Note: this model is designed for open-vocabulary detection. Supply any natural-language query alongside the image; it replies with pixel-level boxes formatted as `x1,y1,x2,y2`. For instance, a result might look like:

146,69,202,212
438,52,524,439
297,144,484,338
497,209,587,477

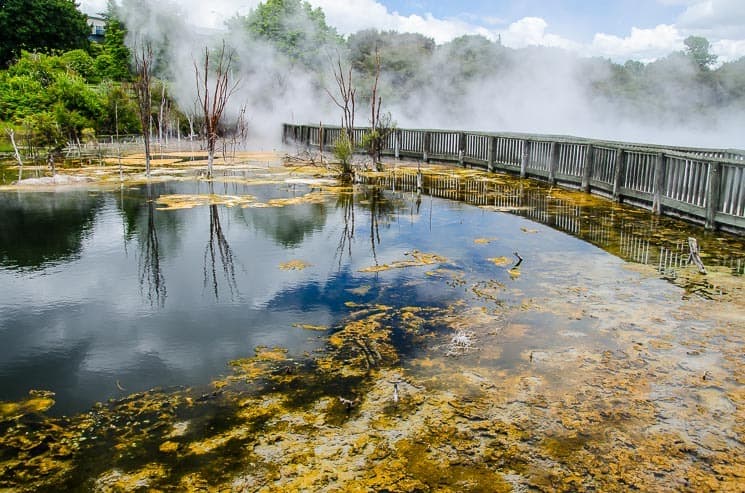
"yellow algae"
159,441,179,453
474,237,497,245
292,323,328,332
346,285,372,296
94,464,167,491
520,227,539,234
0,390,55,419
266,193,328,207
279,260,311,271
254,347,289,362
508,268,521,279
359,250,448,273
488,256,511,267
155,193,256,210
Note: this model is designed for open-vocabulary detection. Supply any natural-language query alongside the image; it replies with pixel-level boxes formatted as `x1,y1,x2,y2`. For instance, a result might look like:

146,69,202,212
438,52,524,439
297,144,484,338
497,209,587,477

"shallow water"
1,170,743,416
1,163,744,491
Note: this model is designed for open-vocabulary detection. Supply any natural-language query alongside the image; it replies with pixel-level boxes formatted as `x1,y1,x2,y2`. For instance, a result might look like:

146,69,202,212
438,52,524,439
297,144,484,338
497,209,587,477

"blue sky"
80,0,745,63
387,0,684,40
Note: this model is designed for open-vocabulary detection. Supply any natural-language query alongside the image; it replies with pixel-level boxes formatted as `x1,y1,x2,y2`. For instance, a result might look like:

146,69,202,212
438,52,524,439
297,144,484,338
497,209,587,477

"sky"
79,0,745,63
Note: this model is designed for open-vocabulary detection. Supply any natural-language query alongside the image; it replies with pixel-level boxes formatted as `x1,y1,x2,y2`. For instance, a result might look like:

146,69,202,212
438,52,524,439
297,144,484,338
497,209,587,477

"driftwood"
687,237,707,274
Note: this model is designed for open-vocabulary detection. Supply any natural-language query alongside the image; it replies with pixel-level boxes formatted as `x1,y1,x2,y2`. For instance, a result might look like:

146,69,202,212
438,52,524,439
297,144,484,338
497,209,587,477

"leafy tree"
61,49,98,83
347,29,434,106
438,35,504,81
95,16,131,81
0,0,90,67
96,82,140,135
684,35,718,71
232,0,341,67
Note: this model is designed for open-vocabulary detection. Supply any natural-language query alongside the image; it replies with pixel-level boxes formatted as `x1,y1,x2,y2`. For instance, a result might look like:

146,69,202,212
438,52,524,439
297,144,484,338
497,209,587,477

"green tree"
684,35,718,71
0,0,90,67
0,52,104,146
95,14,131,81
231,0,341,67
61,49,98,83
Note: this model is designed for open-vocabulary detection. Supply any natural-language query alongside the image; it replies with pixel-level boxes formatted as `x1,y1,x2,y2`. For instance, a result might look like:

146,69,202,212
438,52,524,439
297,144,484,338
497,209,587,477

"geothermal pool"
1,162,743,491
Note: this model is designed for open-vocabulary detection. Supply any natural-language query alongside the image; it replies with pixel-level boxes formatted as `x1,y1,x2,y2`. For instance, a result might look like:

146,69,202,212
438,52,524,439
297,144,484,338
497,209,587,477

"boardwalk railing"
282,123,745,232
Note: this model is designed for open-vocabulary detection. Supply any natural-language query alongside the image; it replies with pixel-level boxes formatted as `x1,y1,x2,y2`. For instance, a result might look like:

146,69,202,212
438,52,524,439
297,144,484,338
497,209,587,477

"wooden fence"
282,123,745,232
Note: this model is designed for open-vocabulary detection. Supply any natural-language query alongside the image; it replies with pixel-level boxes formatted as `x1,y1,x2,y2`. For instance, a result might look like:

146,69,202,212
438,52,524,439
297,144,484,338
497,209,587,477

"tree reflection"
335,189,355,266
335,186,399,267
139,184,166,307
203,182,238,300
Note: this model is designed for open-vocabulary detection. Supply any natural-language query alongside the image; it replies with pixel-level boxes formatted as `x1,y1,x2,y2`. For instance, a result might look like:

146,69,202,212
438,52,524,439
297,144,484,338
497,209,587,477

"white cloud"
713,39,745,62
311,0,494,43
591,25,682,63
677,0,745,38
77,0,745,62
500,17,580,51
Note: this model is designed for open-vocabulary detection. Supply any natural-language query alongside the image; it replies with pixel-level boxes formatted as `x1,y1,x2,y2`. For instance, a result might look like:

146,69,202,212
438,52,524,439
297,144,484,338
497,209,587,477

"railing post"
487,136,496,172
548,141,559,185
394,129,400,159
458,132,466,167
423,131,431,162
582,144,594,193
652,152,667,214
521,140,531,178
612,147,626,202
705,162,722,230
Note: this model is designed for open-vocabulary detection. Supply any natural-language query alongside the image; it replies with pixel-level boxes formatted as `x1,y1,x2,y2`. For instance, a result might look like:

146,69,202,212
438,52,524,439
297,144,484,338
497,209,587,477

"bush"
333,131,354,176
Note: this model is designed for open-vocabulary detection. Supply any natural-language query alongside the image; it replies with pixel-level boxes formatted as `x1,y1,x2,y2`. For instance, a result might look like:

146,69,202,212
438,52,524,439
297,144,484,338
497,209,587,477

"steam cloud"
112,0,744,150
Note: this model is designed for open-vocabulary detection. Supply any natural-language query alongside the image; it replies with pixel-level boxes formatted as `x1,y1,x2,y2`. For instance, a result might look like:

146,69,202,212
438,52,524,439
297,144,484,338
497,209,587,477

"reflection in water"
363,169,745,289
0,191,101,269
204,183,238,300
335,190,355,266
139,185,167,307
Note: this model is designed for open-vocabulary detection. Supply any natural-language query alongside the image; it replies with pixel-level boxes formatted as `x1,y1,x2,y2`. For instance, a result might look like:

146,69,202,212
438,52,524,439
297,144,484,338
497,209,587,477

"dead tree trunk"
133,42,154,177
194,41,239,179
326,55,356,144
5,128,23,181
368,47,393,171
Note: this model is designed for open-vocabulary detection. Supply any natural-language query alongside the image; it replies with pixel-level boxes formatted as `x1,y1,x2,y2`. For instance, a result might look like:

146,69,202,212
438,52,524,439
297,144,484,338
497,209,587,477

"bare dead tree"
367,47,394,171
133,41,154,177
5,128,23,181
228,103,248,159
115,101,122,181
326,54,356,143
158,81,167,155
194,41,240,178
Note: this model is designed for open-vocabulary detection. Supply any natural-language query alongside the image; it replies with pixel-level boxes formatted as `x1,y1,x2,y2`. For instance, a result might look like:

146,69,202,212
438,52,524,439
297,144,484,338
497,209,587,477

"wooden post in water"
582,144,594,193
705,162,722,230
423,131,431,163
521,140,531,178
487,136,496,172
652,152,667,214
612,147,626,202
548,141,559,185
458,132,467,167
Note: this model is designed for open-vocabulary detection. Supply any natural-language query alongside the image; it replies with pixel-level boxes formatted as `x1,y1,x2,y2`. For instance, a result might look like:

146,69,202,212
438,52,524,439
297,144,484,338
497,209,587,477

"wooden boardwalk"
282,124,745,232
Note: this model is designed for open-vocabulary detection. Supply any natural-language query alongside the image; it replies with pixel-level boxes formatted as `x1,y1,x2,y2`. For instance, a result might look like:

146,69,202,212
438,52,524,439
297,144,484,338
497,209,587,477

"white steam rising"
111,0,743,149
